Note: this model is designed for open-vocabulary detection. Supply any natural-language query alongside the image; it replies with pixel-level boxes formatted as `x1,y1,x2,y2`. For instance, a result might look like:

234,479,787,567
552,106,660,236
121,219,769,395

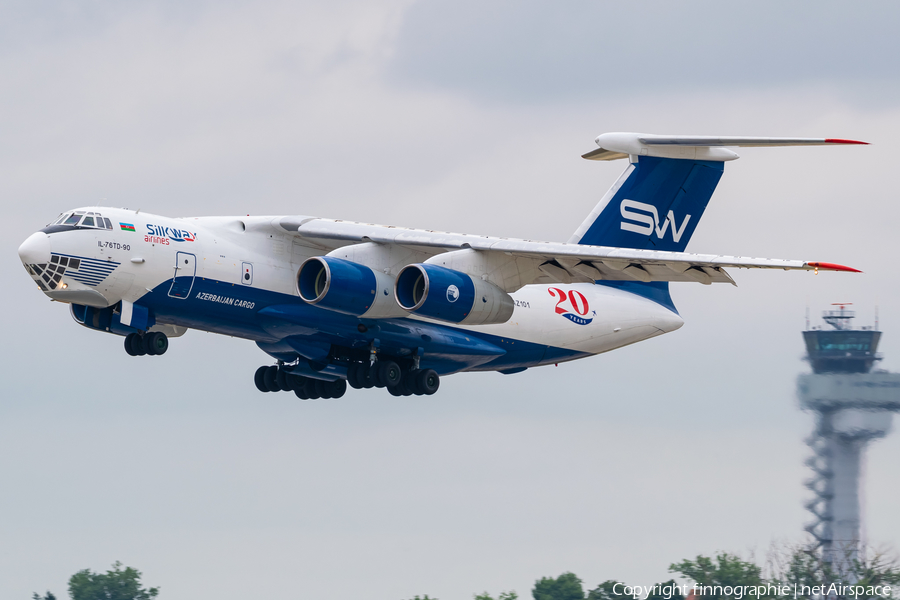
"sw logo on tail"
620,199,692,243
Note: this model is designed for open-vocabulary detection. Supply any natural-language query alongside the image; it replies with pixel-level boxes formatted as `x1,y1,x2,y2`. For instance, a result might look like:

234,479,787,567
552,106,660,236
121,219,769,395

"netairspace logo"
611,582,893,600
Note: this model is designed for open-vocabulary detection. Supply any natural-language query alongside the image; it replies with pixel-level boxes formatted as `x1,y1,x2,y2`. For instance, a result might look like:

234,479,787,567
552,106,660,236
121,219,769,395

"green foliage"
404,596,438,600
646,580,686,600
670,546,900,600
475,592,519,600
533,572,585,600
670,553,767,600
586,580,627,600
585,579,684,600
852,552,900,597
32,593,57,600
766,545,900,600
766,547,830,593
68,562,159,600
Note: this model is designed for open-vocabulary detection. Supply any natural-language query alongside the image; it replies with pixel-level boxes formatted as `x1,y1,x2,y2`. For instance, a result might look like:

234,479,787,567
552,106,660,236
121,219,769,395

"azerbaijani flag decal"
119,223,136,232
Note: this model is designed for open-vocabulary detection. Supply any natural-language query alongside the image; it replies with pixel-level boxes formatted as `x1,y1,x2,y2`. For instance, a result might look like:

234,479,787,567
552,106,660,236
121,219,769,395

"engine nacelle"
394,264,514,325
296,256,408,318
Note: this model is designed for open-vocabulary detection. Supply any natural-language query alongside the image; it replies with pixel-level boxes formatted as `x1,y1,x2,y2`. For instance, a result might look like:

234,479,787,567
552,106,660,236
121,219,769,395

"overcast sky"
3,2,899,599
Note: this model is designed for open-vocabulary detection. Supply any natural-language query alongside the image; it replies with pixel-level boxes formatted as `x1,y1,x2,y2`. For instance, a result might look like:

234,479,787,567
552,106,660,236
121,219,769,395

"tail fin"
571,133,867,310
571,132,866,251
569,155,723,252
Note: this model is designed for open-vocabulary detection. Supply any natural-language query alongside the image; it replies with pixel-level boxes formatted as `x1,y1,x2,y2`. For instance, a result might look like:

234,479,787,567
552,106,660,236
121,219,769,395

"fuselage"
18,207,683,377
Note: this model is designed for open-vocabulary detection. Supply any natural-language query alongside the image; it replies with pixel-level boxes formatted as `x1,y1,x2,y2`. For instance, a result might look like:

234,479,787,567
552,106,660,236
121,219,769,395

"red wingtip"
824,138,869,145
807,262,863,273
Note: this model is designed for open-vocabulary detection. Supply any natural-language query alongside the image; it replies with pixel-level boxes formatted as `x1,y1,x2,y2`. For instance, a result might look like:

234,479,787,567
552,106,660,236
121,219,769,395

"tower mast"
798,304,900,575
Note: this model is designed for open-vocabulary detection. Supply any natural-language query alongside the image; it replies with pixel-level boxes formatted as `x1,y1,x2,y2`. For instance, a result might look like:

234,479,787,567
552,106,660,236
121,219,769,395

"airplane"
17,132,865,398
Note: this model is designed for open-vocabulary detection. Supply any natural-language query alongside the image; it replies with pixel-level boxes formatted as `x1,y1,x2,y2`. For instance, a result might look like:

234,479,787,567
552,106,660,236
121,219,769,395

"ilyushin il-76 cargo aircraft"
18,133,864,398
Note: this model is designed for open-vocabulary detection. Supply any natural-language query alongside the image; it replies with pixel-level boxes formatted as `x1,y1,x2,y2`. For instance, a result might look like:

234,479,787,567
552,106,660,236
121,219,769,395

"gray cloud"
389,0,900,106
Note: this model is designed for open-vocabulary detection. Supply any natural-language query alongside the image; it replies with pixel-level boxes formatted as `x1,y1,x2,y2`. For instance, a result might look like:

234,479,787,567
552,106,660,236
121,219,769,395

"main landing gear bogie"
252,360,441,399
253,365,348,399
347,360,439,397
124,332,168,356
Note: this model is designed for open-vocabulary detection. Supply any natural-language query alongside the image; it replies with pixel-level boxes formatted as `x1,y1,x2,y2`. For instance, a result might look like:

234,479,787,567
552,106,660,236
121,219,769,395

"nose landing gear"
124,332,168,356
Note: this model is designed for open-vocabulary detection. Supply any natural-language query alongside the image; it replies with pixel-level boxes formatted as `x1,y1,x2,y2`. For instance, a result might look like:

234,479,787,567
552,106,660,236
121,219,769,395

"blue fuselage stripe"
141,277,585,374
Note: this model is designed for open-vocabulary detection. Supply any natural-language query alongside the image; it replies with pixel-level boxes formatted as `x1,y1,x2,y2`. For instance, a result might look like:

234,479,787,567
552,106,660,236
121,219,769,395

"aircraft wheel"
388,385,403,397
329,379,347,399
306,380,321,400
132,335,147,356
146,332,168,356
124,334,138,356
360,364,376,389
293,378,310,400
399,373,414,396
317,382,328,398
263,366,279,392
416,369,440,396
378,361,402,389
346,363,362,389
371,362,386,388
287,374,306,392
254,366,269,392
276,368,292,392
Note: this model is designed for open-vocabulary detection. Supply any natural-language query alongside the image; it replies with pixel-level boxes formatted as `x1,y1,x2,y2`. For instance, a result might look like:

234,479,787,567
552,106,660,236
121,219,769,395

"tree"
475,592,519,600
670,553,768,600
586,578,685,600
646,580,685,600
68,562,159,600
586,580,627,600
765,544,900,600
32,593,57,600
533,572,585,600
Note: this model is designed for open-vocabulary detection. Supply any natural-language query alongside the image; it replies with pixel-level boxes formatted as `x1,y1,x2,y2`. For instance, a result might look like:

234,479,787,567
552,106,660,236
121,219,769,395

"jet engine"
296,256,407,318
394,264,514,325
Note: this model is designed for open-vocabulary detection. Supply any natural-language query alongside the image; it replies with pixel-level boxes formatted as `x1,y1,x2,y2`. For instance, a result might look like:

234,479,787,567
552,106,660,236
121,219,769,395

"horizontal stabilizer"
583,133,869,162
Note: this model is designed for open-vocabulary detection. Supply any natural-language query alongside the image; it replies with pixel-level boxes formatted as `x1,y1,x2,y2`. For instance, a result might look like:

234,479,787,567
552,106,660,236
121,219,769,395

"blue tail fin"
571,155,725,314
570,156,724,252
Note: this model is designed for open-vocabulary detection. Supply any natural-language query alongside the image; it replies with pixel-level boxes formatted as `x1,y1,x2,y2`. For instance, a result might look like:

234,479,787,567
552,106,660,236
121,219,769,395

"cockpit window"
48,211,114,231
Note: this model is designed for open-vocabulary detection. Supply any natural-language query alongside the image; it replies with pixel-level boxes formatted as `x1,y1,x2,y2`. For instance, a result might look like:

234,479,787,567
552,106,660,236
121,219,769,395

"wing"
276,217,859,290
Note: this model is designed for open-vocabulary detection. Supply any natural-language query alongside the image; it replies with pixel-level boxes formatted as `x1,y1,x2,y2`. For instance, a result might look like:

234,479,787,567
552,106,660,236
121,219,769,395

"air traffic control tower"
798,304,900,575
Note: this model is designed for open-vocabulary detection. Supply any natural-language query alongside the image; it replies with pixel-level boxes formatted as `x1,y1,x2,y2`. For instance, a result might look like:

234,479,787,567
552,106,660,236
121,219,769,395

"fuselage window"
63,214,81,226
103,217,112,230
82,216,95,227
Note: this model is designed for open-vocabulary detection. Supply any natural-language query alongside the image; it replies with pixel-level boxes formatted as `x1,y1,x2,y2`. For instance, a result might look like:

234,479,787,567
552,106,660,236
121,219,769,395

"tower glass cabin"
803,305,881,374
